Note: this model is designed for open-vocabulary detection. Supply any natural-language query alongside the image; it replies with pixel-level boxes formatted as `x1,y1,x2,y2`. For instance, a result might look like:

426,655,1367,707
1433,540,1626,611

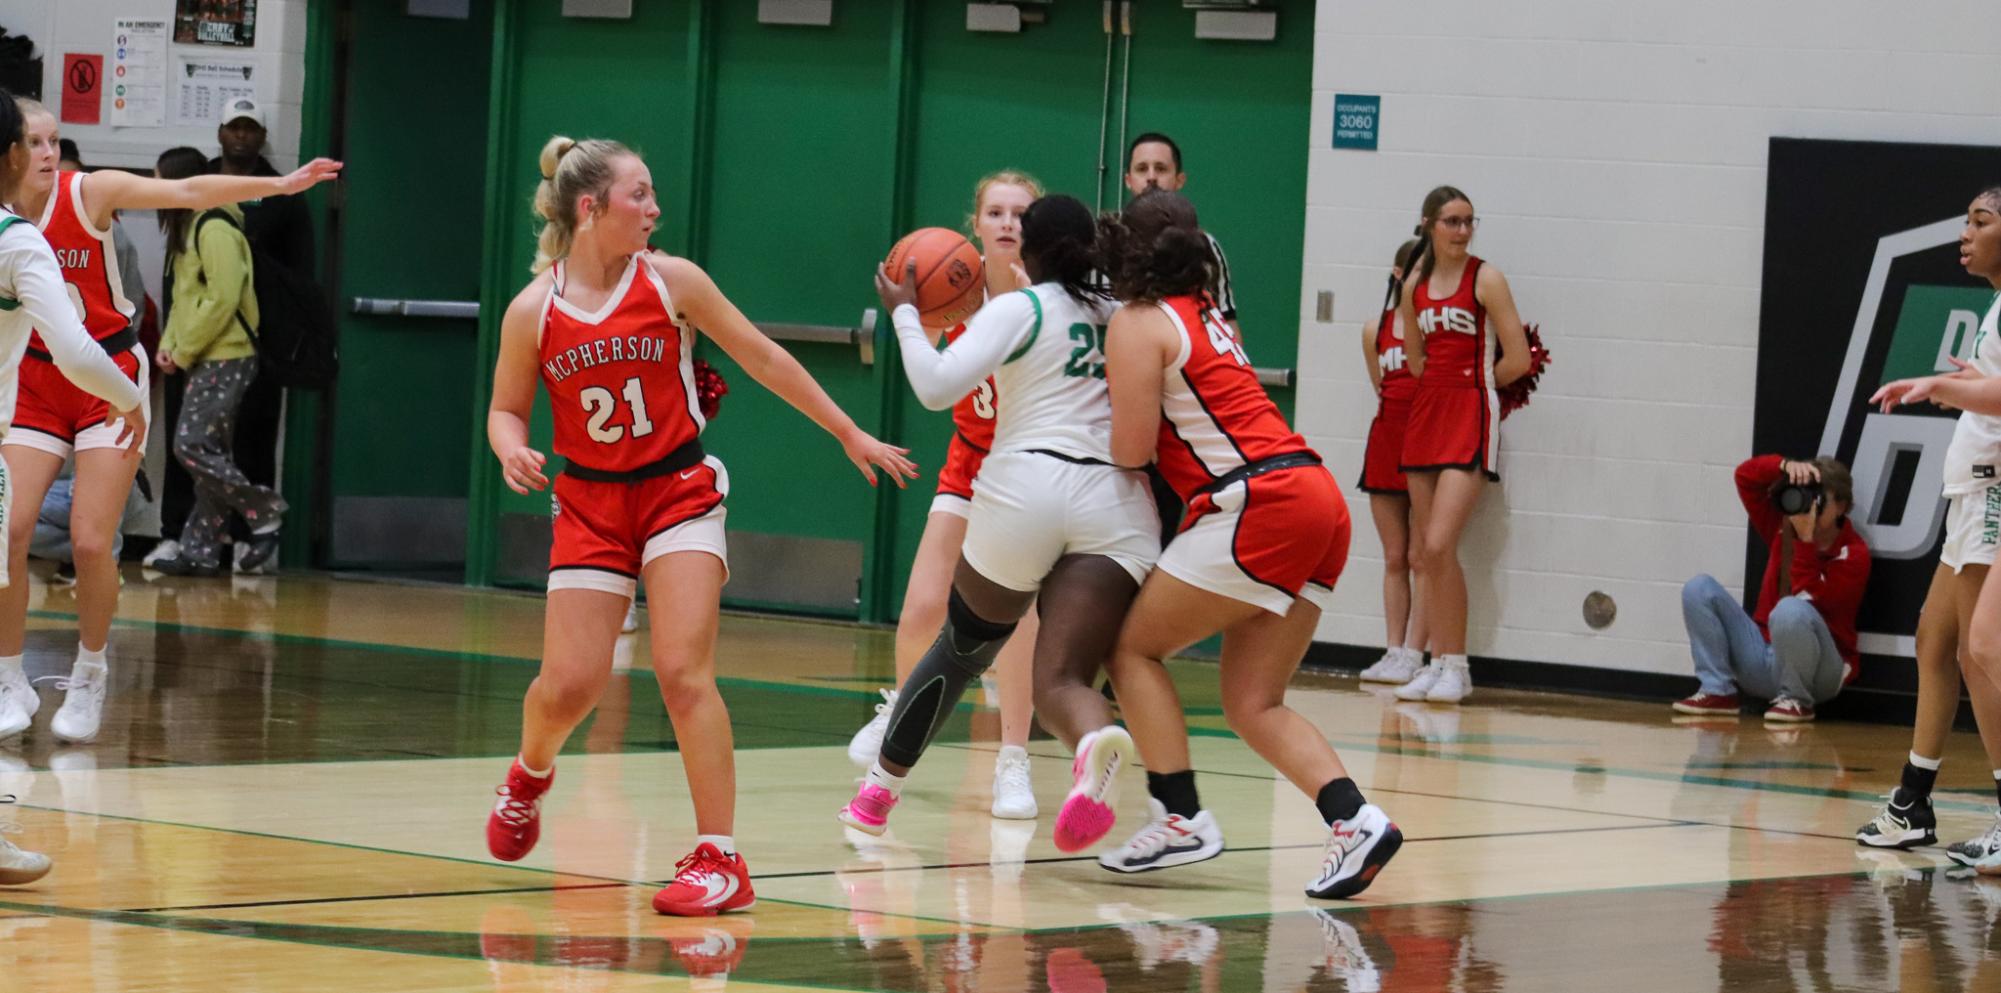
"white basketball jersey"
1945,294,2001,495
988,283,1119,462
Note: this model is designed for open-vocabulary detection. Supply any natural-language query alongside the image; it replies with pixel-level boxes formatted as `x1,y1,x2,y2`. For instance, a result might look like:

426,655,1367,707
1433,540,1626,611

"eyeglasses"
1435,216,1478,232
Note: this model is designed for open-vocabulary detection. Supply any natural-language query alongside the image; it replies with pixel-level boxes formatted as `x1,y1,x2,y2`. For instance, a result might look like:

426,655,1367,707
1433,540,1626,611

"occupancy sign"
1333,94,1380,151
62,53,104,125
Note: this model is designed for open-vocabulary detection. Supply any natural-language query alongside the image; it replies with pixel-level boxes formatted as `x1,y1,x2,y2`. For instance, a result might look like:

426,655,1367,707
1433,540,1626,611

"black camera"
1775,483,1822,516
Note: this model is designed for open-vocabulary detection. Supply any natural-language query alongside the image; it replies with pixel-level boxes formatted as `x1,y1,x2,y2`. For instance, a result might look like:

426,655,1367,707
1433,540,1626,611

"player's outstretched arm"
657,254,916,488
77,159,342,228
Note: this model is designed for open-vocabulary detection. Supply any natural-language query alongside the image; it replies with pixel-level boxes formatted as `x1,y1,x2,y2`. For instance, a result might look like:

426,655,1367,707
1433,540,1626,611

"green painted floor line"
32,606,1987,814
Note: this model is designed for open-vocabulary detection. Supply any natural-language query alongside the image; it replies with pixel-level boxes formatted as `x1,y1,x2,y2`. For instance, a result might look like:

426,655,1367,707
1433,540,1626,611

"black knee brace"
878,590,1018,769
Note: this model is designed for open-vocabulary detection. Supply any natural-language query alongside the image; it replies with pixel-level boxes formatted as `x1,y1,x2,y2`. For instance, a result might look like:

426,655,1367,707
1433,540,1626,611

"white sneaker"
0,680,31,742
1949,809,2001,867
1424,660,1472,704
45,661,107,744
846,688,896,769
621,601,640,634
142,539,181,568
0,796,50,885
1358,649,1421,684
991,745,1037,819
1098,798,1225,873
1393,664,1442,701
0,665,35,721
1307,804,1402,900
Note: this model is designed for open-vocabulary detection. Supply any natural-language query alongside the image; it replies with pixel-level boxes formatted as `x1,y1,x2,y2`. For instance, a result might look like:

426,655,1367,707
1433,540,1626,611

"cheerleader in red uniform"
1355,238,1431,686
1393,187,1532,704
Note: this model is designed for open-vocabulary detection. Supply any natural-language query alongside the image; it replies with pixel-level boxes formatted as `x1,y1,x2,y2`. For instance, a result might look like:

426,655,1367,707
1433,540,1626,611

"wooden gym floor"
2,570,1999,992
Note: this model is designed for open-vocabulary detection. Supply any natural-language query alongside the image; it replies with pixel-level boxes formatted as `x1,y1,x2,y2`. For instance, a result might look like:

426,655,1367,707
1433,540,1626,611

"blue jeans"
31,477,128,564
1681,574,1846,704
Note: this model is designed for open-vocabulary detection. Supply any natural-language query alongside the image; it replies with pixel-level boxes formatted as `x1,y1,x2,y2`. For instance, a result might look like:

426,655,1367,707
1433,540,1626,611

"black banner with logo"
1754,138,2001,648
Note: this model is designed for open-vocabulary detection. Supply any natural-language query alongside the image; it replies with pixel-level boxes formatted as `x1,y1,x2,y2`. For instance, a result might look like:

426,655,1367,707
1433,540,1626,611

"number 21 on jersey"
580,376,655,444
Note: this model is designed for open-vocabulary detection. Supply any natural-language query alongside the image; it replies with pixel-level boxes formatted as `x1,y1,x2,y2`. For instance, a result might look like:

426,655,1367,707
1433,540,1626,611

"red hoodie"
1734,455,1872,682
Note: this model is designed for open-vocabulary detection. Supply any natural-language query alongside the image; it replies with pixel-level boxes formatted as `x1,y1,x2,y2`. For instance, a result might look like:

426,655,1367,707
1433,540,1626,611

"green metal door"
320,3,492,571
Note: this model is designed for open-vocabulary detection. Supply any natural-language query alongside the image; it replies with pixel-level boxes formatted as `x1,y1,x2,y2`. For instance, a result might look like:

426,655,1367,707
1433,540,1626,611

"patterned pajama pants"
174,358,286,568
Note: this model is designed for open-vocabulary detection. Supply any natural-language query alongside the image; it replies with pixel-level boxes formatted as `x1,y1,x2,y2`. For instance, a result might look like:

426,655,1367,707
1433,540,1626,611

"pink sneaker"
837,782,899,836
1055,726,1133,852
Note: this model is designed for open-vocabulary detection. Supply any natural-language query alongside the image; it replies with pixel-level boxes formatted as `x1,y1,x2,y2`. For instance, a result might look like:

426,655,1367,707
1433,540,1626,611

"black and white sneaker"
1098,798,1224,873
1948,809,2001,867
1307,804,1401,900
1855,791,1937,849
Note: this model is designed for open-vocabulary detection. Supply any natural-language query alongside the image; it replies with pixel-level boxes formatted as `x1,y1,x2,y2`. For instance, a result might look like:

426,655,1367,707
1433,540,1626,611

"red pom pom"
693,358,729,421
1496,324,1551,420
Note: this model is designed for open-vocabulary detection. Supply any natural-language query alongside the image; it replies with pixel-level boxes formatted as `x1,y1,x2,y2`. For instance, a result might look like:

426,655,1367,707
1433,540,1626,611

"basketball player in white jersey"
840,195,1160,854
1868,184,2001,870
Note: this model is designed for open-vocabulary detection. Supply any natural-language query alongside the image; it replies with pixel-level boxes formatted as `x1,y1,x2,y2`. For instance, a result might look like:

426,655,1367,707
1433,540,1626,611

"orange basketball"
884,227,984,329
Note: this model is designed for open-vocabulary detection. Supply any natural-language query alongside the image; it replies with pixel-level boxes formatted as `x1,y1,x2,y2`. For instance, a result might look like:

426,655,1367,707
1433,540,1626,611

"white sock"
866,763,906,796
1439,654,1469,670
1398,646,1423,663
517,755,553,779
1911,752,1942,771
697,833,735,855
0,654,20,678
77,643,107,667
996,744,1028,763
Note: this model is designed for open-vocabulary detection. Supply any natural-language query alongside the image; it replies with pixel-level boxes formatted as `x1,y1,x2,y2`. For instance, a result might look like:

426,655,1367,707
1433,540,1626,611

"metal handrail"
348,299,878,363
1254,366,1294,388
351,297,481,319
344,298,1271,382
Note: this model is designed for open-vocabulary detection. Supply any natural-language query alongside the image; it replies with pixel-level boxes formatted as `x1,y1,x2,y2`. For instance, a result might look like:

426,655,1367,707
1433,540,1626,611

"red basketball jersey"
34,170,135,349
1374,307,1416,405
1412,256,1490,388
943,321,998,450
1151,293,1312,501
540,256,703,472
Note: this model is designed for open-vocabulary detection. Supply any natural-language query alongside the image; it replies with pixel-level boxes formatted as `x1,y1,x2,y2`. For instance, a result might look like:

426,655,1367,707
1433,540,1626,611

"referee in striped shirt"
1124,132,1238,331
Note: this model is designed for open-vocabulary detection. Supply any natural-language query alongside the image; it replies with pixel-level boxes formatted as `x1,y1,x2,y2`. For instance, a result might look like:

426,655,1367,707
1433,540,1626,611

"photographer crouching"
1674,455,1872,723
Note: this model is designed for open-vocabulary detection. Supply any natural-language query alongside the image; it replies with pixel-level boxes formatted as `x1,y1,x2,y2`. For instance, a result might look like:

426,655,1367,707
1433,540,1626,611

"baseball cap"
221,97,265,128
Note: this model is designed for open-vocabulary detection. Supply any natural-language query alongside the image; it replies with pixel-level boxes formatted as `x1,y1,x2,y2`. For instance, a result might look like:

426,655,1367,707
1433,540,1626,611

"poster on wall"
60,54,102,125
173,56,256,127
111,19,169,127
1752,137,2001,656
174,0,257,48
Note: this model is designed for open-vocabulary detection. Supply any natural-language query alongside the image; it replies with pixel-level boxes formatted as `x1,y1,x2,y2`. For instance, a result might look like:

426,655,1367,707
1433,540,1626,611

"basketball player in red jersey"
1355,239,1431,686
847,171,1043,823
1394,187,1530,705
1091,191,1401,900
0,100,338,746
484,136,914,916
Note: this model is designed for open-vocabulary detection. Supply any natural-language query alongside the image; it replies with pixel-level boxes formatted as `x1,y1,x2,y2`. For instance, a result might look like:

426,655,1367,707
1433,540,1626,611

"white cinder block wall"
1298,0,2001,675
0,0,309,170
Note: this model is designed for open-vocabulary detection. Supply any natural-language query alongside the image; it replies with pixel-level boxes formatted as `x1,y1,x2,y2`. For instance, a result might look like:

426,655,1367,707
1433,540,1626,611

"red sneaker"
1671,692,1739,716
485,760,553,862
653,843,756,916
1764,697,1815,723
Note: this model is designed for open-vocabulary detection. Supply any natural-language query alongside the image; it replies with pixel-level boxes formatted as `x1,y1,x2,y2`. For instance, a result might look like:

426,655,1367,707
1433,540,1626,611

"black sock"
1315,777,1365,826
1147,770,1201,819
1896,762,1939,806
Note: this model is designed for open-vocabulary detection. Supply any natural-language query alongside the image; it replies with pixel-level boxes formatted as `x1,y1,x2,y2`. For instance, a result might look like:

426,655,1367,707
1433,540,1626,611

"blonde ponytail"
530,134,632,274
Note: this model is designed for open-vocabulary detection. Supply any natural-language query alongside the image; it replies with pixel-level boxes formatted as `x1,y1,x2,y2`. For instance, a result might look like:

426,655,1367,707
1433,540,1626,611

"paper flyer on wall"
174,56,257,128
111,18,169,127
